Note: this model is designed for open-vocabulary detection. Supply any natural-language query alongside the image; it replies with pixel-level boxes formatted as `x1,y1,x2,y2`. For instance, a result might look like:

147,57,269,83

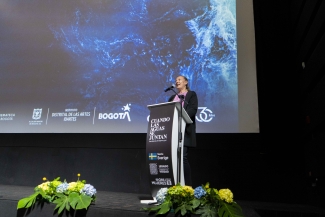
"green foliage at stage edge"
143,182,245,217
17,174,97,215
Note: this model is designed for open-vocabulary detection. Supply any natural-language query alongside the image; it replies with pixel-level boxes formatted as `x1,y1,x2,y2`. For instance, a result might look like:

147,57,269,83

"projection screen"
0,0,259,133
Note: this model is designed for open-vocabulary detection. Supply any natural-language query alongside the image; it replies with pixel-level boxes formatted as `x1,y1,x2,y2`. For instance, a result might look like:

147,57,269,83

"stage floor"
0,184,324,217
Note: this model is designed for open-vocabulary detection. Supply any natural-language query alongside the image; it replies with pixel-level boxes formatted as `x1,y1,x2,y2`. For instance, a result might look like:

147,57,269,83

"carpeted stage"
1,185,325,217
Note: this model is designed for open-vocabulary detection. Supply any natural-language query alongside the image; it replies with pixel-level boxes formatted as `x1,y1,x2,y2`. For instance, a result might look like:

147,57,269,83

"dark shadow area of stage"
1,133,325,209
1,185,325,217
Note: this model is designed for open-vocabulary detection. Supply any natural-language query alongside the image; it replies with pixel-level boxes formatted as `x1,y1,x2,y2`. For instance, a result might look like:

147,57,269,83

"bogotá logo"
196,107,215,122
32,108,42,120
98,104,131,121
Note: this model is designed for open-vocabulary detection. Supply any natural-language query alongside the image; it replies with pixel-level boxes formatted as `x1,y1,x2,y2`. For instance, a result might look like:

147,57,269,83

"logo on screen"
0,113,15,121
98,103,131,121
148,153,157,160
196,107,215,122
32,108,42,120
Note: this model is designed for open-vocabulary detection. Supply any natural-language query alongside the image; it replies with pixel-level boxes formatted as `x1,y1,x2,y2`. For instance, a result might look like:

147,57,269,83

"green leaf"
142,204,163,212
195,204,217,217
180,205,187,216
191,198,201,209
203,182,210,190
26,196,36,208
69,192,92,210
174,204,182,214
39,190,47,199
218,201,245,217
53,194,70,214
65,200,70,211
17,192,40,209
185,204,194,213
68,192,79,209
18,198,32,209
157,201,171,215
58,203,66,214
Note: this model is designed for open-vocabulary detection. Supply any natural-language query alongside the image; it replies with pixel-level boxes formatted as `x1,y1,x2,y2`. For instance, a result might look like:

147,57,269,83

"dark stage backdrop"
0,0,264,204
0,0,258,133
0,133,263,200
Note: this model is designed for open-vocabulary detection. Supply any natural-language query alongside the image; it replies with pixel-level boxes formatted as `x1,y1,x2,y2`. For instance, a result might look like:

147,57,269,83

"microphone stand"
170,88,186,185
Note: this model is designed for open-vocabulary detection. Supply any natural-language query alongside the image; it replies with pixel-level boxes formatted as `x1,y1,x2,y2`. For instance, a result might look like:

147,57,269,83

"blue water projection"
49,0,237,125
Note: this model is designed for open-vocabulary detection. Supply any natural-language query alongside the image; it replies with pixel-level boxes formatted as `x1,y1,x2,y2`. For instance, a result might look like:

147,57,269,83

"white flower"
156,188,168,204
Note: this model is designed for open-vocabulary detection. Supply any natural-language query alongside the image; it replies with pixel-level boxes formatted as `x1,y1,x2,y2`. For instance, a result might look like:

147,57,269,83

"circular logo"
196,107,215,122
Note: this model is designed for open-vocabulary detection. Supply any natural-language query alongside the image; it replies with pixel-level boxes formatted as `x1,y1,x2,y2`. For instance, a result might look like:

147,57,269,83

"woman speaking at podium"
168,75,198,186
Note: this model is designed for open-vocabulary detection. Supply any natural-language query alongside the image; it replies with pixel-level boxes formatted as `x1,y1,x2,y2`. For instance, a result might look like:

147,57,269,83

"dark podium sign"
146,102,192,199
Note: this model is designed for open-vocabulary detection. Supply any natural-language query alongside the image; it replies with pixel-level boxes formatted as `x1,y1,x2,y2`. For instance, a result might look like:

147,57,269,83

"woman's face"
175,76,188,91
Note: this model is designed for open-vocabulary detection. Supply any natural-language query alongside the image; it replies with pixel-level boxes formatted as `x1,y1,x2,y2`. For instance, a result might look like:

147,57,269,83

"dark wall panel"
0,146,150,194
1,133,147,148
0,133,261,197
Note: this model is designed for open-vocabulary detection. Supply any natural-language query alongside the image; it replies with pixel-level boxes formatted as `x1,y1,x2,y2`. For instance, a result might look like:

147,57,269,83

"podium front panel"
146,104,176,198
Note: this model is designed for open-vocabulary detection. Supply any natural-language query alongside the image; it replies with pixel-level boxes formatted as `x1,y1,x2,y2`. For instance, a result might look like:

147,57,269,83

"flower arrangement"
143,182,244,217
17,174,97,215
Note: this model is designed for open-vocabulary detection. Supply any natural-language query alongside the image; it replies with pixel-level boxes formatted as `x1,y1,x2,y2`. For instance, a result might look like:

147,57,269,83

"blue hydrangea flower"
80,184,97,197
156,187,168,204
56,182,69,193
194,186,206,199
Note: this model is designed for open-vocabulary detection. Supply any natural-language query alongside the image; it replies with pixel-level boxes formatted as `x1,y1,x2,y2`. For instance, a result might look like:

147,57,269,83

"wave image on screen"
0,0,238,133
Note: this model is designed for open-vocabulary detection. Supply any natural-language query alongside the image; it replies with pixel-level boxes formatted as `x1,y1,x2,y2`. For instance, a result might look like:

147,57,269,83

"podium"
144,101,193,201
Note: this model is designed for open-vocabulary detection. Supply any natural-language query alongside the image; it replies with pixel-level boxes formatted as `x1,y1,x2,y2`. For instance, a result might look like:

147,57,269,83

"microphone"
164,84,175,92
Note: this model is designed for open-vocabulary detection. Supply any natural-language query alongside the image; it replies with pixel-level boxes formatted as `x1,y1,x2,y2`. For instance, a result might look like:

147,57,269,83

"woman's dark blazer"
168,90,198,147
